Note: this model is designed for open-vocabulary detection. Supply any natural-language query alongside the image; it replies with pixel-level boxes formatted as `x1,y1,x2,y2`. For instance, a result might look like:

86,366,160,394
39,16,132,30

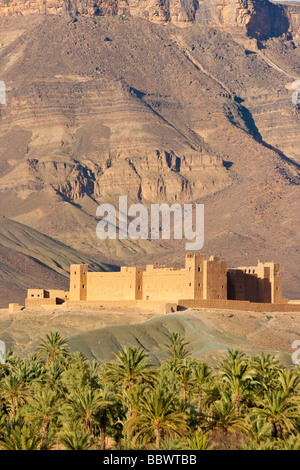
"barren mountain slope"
0,217,115,307
0,2,299,298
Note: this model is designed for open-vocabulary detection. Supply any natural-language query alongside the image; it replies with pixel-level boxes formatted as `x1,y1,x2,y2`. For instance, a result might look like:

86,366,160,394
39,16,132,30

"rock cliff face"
0,6,300,296
0,0,299,39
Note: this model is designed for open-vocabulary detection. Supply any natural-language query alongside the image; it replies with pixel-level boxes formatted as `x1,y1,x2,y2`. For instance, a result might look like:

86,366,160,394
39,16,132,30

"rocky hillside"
0,0,299,40
0,0,299,300
0,216,115,307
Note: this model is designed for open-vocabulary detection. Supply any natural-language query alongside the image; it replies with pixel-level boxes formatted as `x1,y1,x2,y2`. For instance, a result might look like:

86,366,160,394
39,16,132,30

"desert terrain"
0,304,298,366
0,0,299,307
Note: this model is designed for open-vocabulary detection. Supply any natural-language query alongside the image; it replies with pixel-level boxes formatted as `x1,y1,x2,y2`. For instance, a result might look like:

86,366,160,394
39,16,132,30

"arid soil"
0,3,299,304
0,305,299,366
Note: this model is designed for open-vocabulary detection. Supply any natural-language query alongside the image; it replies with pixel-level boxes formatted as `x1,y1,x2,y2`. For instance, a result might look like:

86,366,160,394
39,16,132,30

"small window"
74,271,76,275
198,267,201,272
37,294,40,297
82,284,85,288
198,283,200,287
189,283,192,287
276,287,279,291
74,285,76,289
31,294,34,297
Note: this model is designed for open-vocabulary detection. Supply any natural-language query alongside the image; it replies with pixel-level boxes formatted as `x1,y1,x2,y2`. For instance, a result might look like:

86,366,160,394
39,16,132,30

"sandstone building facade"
25,254,294,312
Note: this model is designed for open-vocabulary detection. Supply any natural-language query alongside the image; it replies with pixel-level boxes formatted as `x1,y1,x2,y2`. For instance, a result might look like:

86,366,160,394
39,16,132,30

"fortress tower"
185,253,205,300
203,255,227,300
227,261,283,304
69,264,88,301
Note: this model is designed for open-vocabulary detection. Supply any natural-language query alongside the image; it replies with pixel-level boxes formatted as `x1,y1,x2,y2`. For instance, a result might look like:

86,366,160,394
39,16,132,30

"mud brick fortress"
22,254,300,314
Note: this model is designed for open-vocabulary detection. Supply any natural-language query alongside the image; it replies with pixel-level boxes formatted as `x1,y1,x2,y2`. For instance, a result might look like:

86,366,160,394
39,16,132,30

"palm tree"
184,430,212,450
46,362,65,392
38,332,69,364
191,362,212,415
246,438,280,450
251,391,300,439
178,363,194,406
97,388,116,450
163,332,190,370
103,346,157,391
66,388,102,435
277,369,300,396
220,359,254,414
205,394,249,435
223,349,246,364
248,415,271,443
25,386,62,449
0,374,29,420
124,386,189,449
123,383,145,419
251,353,280,393
0,425,41,450
59,422,94,450
280,435,300,450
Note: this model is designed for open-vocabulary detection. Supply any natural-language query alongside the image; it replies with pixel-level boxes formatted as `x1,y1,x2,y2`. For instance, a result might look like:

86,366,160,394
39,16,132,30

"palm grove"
0,331,300,450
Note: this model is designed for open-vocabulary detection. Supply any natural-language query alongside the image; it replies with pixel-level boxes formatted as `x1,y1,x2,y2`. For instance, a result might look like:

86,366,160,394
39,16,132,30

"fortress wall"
142,268,191,301
25,297,58,307
46,289,69,300
9,303,22,312
178,298,300,312
136,300,177,313
65,299,177,312
228,262,283,304
86,267,143,301
65,300,137,307
27,288,68,299
227,269,269,302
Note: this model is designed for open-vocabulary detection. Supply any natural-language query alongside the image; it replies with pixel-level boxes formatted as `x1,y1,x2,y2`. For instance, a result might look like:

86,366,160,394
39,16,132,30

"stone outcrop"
0,0,299,39
0,7,300,296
